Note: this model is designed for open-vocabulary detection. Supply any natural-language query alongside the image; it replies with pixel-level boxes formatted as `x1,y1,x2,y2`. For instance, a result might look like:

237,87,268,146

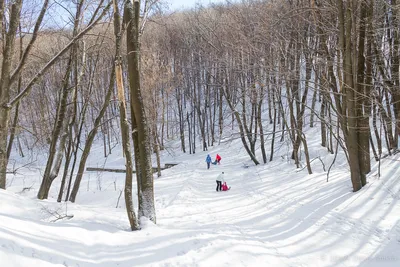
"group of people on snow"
205,153,221,169
205,154,230,191
206,154,231,192
216,171,229,191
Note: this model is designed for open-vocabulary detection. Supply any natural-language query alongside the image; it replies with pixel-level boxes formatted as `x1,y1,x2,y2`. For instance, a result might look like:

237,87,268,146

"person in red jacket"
215,154,221,164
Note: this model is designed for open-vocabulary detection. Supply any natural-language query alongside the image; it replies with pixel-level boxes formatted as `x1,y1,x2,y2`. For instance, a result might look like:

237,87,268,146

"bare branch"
8,1,112,107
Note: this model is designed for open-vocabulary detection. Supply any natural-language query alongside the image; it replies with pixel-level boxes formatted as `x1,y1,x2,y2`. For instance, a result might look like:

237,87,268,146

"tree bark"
340,0,362,192
116,59,140,230
124,0,156,223
0,0,23,189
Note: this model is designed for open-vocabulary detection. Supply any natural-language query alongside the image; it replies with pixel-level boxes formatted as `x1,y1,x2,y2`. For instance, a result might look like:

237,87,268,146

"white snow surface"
1,134,400,267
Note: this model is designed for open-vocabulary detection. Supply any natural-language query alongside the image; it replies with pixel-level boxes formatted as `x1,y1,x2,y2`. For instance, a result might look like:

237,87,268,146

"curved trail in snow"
2,148,400,267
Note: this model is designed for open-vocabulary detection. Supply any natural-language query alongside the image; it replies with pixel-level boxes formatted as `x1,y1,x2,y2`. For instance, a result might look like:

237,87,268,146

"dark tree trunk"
124,0,156,223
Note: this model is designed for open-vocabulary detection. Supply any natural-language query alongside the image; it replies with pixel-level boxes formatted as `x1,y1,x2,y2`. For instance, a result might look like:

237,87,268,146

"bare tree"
0,0,111,190
124,0,156,223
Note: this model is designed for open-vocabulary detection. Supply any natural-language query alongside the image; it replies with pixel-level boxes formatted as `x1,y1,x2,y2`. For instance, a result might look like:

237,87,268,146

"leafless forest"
1,0,399,229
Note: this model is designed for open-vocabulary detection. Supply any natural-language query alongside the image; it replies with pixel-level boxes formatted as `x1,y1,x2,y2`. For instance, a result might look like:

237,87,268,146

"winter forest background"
1,0,400,266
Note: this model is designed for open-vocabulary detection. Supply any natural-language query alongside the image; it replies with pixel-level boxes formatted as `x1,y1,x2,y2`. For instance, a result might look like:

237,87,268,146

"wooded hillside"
1,0,399,228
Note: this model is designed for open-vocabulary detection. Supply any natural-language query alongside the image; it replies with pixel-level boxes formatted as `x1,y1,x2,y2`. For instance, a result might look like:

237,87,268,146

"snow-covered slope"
1,136,400,266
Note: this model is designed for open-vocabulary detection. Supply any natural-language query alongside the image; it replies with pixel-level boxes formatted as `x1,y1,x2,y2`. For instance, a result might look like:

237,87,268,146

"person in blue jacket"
206,154,212,169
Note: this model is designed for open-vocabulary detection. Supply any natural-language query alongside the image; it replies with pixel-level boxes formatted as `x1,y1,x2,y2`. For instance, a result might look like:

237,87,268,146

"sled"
222,182,230,191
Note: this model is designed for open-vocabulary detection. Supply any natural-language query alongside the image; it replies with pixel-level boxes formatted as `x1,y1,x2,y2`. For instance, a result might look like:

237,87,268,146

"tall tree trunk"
218,81,223,136
6,23,24,161
177,90,186,153
340,0,362,192
356,0,371,186
320,91,327,148
270,92,277,162
153,125,161,178
115,0,139,230
6,92,20,161
124,0,156,223
59,40,88,202
0,0,23,189
390,0,400,148
309,80,318,128
258,97,267,164
58,137,73,202
372,102,382,156
0,107,10,189
187,111,192,154
116,59,140,230
292,52,311,171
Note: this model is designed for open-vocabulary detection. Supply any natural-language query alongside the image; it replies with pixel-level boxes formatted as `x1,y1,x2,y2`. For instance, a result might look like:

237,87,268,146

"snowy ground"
1,134,400,267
